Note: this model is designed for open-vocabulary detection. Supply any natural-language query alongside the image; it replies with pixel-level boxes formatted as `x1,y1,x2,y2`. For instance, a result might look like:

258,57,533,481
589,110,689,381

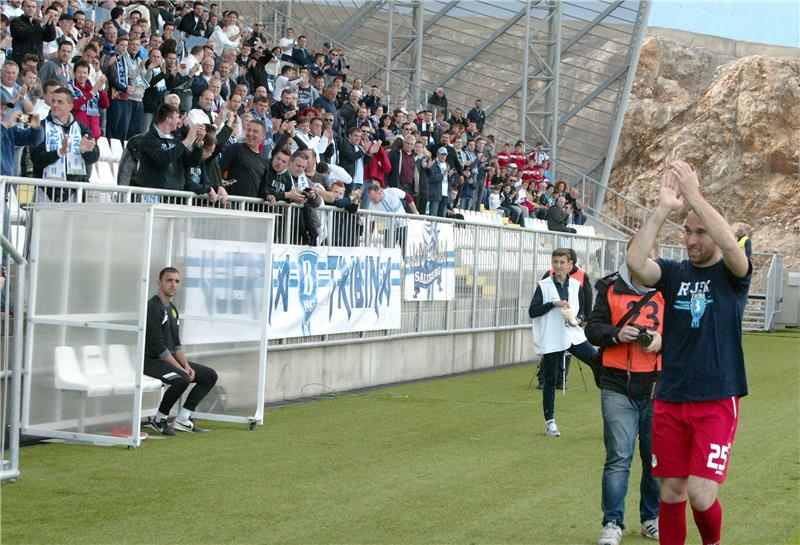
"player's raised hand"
670,160,700,198
657,169,684,212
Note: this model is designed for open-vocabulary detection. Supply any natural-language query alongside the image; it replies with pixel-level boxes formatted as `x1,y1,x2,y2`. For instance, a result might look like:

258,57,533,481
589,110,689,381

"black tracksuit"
144,295,217,414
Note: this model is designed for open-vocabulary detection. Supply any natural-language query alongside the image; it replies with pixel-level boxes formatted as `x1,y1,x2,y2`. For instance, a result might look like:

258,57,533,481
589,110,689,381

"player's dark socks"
692,499,722,545
659,499,687,545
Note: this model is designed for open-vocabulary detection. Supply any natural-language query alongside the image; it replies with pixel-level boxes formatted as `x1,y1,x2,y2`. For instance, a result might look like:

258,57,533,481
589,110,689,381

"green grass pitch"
2,331,799,545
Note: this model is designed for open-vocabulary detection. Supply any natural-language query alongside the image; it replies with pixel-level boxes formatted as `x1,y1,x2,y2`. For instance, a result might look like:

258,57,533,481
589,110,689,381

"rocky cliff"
611,35,800,266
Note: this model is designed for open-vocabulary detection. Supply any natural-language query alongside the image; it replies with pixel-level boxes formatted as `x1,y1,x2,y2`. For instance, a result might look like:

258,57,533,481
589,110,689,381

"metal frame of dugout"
21,204,275,448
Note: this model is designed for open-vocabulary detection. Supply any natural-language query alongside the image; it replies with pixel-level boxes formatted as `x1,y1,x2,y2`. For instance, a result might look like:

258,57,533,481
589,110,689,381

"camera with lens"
634,325,653,349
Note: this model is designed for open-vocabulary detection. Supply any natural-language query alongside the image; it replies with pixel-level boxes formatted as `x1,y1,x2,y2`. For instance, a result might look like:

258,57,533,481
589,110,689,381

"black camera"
634,325,653,349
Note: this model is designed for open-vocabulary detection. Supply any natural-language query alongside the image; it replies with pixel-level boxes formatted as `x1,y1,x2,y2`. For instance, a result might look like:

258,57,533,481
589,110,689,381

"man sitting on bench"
144,267,218,435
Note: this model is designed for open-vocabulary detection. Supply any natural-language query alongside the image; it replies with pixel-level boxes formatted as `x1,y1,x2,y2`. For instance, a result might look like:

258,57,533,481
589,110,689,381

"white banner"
269,244,403,338
403,221,456,301
181,238,271,345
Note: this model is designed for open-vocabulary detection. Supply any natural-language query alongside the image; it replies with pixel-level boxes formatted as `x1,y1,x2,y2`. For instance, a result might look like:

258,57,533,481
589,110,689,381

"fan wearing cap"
424,146,452,217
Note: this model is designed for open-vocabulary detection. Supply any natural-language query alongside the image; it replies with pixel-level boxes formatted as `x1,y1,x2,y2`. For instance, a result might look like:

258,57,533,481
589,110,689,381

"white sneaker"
640,518,659,540
544,420,561,437
598,522,622,545
173,418,210,433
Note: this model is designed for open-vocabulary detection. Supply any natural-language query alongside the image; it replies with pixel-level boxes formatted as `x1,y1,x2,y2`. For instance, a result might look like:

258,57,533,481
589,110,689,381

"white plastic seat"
54,346,113,396
106,344,163,392
96,137,113,162
94,162,116,185
80,345,134,394
109,138,124,163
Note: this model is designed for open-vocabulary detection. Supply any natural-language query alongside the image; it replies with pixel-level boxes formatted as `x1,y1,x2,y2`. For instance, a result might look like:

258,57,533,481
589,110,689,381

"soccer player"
626,160,751,545
144,267,218,435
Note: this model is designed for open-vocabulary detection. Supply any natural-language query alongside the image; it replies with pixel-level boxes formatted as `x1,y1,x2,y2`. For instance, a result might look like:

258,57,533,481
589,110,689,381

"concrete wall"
648,27,800,59
258,328,534,403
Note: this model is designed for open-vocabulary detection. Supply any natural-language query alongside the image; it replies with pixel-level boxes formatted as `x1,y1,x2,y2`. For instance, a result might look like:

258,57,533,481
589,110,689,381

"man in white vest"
529,247,597,437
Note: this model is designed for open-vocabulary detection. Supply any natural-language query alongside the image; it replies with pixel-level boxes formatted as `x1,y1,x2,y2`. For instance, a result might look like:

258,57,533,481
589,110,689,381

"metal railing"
1,233,26,482
1,175,627,349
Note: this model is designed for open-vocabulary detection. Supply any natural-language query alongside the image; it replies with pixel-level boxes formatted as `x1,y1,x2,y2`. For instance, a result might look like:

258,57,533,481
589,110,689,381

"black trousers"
540,342,596,421
144,358,218,415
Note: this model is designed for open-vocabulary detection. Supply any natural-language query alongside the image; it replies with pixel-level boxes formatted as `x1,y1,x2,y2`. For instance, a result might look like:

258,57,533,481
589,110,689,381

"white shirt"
353,146,364,186
437,160,448,197
209,26,240,56
271,75,301,101
178,54,200,76
368,188,408,227
278,36,295,56
3,5,23,17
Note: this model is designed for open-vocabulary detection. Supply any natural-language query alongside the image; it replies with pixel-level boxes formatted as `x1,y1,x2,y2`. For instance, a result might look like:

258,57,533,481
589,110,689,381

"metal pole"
411,0,424,109
548,0,561,167
470,226,479,328
286,0,293,24
494,230,502,327
386,0,394,106
7,258,25,480
520,0,532,142
595,0,652,212
258,0,263,24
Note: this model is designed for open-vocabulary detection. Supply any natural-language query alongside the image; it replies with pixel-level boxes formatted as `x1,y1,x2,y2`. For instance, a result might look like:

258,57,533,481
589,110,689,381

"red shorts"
652,397,740,483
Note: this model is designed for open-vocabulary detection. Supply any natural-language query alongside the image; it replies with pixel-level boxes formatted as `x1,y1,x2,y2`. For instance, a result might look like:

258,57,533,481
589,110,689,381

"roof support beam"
485,0,626,119
332,1,386,44
430,4,531,91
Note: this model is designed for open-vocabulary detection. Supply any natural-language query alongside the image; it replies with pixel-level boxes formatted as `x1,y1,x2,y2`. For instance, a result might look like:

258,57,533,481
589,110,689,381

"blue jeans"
540,341,596,421
601,389,660,529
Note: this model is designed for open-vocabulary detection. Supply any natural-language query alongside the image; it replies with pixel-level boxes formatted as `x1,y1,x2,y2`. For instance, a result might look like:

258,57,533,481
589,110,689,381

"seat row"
54,344,162,396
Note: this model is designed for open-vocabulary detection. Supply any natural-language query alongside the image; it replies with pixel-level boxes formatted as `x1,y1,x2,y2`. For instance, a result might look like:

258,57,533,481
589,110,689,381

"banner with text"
269,244,403,338
181,238,271,345
403,221,456,301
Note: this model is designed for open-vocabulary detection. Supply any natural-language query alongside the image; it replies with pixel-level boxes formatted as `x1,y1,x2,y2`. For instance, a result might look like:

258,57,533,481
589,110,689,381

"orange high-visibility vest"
603,284,664,373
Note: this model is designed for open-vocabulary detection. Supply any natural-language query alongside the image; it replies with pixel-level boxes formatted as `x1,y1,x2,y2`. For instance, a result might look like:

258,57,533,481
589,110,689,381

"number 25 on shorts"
707,443,730,476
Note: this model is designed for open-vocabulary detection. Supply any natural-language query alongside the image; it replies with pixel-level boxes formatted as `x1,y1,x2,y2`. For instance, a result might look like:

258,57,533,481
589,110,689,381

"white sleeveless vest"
531,275,587,355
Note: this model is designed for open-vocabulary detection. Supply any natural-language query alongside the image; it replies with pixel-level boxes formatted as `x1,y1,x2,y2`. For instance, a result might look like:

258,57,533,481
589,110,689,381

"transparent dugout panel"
25,324,141,438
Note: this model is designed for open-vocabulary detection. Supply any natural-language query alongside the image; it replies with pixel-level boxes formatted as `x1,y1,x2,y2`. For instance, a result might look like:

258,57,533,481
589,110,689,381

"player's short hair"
158,266,180,279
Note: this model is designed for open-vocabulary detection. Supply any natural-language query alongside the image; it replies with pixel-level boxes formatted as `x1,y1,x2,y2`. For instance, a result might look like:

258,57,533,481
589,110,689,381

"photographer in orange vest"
585,241,663,545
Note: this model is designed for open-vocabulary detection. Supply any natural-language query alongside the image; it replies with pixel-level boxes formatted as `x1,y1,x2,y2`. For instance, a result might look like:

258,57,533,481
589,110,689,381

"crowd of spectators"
0,0,587,242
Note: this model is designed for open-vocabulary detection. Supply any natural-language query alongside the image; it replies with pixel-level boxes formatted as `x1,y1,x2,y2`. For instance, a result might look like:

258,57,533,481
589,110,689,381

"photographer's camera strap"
614,289,658,329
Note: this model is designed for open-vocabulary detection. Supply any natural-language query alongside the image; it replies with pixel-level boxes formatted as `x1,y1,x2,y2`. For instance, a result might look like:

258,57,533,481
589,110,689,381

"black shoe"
536,382,543,390
153,418,177,436
556,384,566,391
173,418,210,433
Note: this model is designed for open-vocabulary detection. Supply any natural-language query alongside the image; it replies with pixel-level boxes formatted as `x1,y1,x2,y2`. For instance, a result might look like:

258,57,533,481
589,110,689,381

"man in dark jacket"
547,196,577,233
290,35,314,67
387,135,416,195
426,132,461,173
30,87,99,201
134,103,204,191
337,127,365,196
177,1,206,37
10,0,57,66
467,99,486,131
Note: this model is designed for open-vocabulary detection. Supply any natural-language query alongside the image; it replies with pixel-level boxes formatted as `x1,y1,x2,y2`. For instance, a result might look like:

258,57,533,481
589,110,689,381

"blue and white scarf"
43,118,86,179
116,51,128,90
70,83,100,116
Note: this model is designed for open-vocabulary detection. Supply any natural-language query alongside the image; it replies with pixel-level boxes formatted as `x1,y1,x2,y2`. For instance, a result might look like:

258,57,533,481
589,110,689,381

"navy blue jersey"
654,258,752,402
